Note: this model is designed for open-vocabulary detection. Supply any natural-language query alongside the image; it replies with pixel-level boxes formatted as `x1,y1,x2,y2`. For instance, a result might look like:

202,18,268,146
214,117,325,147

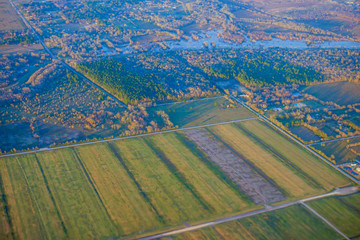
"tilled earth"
183,128,286,205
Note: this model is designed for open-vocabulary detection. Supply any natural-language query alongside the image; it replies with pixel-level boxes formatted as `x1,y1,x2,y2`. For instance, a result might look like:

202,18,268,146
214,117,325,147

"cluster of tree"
77,58,170,104
203,55,325,87
0,34,35,45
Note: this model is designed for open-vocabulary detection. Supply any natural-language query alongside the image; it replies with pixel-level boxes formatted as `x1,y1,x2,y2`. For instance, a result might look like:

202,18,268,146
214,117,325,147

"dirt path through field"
183,128,285,205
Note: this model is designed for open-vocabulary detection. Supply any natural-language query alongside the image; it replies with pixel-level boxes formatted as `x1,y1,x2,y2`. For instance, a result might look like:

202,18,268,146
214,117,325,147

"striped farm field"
0,119,353,239
164,204,344,240
208,119,351,200
0,132,256,239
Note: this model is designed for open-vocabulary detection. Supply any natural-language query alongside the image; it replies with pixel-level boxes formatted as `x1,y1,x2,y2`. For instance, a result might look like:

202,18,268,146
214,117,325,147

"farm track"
0,117,259,158
136,186,359,240
182,128,285,205
301,202,350,240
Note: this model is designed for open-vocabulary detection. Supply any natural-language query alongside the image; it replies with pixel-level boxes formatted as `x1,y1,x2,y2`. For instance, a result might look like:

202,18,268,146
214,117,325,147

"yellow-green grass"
73,143,162,236
144,132,255,214
0,171,12,240
165,204,342,240
209,124,320,200
307,193,360,238
150,97,256,127
35,149,118,239
236,120,350,191
15,154,68,240
0,156,44,240
111,137,243,226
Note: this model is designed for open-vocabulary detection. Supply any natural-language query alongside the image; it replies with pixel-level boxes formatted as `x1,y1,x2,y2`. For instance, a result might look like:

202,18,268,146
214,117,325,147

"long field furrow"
183,128,286,205
35,149,118,239
209,124,321,199
111,138,212,225
236,120,350,190
144,133,255,215
0,156,45,240
74,143,163,236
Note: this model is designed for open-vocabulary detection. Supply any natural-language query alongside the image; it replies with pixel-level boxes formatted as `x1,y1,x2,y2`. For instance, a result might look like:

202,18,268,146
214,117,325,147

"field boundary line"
14,157,50,240
301,202,350,240
308,134,360,146
148,95,224,108
134,186,358,240
229,95,360,184
0,117,259,158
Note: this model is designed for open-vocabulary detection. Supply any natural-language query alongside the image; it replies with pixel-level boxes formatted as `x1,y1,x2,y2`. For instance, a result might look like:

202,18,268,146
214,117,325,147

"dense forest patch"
77,58,170,104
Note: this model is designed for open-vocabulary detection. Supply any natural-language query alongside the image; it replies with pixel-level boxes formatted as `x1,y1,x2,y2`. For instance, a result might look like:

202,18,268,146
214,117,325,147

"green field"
149,96,256,127
305,81,360,106
0,119,352,239
208,120,350,200
165,204,343,240
312,136,360,164
0,132,257,239
307,193,360,238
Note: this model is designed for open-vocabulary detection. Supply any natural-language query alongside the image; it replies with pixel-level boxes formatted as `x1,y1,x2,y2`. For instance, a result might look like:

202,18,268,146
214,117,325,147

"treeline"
77,58,170,104
203,56,325,87
0,35,35,45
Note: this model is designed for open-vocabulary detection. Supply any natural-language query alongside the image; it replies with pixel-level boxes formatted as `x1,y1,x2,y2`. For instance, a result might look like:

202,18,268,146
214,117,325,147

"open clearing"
150,96,256,127
307,193,360,238
305,81,360,106
0,0,24,32
0,119,352,239
163,204,343,240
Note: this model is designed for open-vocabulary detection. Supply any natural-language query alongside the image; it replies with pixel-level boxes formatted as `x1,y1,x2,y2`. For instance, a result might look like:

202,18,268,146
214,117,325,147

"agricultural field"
305,81,360,106
0,119,352,239
149,96,256,128
307,193,360,239
311,136,360,164
164,204,343,240
0,131,259,239
207,120,350,201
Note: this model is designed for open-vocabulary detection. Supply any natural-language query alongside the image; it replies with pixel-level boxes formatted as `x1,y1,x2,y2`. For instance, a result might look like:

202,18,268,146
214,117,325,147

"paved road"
0,117,259,158
229,95,360,184
8,0,127,108
309,134,360,146
136,186,358,240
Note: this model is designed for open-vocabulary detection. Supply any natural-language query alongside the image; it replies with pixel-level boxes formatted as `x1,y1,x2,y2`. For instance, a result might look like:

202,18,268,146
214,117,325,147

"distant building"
294,103,306,108
273,107,283,112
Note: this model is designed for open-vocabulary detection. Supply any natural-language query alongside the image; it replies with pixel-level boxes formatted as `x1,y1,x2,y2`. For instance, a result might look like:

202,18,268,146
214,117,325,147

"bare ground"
183,128,285,205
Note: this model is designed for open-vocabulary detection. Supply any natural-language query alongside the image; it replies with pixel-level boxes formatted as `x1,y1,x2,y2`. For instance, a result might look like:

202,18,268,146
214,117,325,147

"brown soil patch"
183,128,285,205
